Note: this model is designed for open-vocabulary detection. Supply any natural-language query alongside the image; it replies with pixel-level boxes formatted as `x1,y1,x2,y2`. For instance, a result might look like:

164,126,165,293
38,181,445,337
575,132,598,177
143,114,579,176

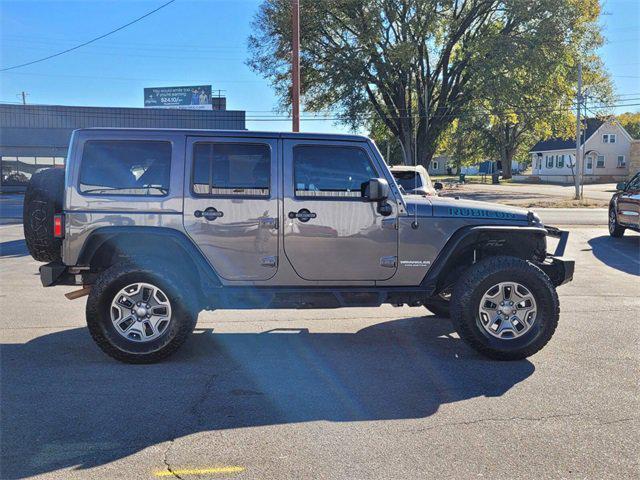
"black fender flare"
420,225,548,295
77,226,222,292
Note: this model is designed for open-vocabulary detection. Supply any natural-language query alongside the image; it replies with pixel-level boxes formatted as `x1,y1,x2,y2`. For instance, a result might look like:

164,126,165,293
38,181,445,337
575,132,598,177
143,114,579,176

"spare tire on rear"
23,168,65,262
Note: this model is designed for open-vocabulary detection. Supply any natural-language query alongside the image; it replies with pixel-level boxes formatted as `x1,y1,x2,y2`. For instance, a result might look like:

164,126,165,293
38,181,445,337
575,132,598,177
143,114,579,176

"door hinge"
382,217,398,230
261,255,278,267
259,217,279,229
380,256,397,268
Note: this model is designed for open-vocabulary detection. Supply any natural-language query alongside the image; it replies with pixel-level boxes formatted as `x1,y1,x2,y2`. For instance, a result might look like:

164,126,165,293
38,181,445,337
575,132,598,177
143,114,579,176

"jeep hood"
404,195,530,222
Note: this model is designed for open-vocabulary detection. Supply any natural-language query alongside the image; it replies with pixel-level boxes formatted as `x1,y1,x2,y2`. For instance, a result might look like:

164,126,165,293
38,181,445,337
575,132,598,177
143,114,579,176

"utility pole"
291,0,300,132
18,91,28,105
574,63,582,200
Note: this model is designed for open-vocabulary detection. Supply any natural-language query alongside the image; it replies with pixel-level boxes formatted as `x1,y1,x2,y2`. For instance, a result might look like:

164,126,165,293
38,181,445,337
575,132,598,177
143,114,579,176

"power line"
0,0,176,72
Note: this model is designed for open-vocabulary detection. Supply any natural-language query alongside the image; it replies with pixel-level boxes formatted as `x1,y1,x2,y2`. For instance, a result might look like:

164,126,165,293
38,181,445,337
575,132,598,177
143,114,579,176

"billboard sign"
144,85,212,110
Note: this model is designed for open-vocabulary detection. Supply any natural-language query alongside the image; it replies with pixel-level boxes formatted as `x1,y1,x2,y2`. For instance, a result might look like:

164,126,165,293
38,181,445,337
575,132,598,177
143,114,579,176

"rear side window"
192,143,270,197
79,140,171,196
294,145,376,198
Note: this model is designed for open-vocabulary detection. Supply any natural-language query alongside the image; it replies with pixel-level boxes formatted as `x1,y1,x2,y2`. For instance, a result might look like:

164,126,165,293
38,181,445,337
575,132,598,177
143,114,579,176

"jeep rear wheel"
86,262,197,363
23,168,65,262
450,256,559,360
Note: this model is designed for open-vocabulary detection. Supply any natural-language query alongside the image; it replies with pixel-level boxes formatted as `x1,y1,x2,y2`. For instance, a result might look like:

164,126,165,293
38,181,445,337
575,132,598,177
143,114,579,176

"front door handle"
288,209,317,222
194,207,224,221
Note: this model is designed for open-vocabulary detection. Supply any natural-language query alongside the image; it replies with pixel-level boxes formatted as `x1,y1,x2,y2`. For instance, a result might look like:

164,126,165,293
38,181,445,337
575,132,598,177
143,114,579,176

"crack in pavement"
160,372,219,478
162,440,183,480
402,412,583,433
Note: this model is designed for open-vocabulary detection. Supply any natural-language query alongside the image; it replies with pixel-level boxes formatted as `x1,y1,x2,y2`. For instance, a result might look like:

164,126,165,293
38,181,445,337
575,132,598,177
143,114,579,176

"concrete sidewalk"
535,208,607,226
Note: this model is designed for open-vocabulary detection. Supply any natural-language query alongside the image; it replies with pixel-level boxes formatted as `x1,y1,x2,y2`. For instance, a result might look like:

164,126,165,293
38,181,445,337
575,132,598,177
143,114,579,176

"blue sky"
1,0,638,134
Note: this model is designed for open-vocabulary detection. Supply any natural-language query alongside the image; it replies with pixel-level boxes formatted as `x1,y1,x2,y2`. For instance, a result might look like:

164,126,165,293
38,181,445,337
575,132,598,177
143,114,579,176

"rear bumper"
39,262,94,287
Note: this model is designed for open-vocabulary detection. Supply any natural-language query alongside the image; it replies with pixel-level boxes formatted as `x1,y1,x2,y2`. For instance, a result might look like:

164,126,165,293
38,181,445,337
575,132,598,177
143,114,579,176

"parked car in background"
609,172,640,237
390,165,442,196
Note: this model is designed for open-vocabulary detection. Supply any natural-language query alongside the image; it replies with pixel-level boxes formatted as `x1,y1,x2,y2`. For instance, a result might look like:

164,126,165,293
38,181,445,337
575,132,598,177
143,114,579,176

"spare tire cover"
23,168,65,262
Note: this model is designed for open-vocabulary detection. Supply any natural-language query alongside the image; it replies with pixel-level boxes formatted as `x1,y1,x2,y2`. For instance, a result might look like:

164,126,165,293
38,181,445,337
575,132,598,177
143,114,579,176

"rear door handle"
194,207,224,221
288,209,316,222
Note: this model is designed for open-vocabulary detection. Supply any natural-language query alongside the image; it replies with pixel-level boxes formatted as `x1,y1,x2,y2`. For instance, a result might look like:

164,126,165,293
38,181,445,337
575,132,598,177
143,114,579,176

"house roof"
529,118,603,153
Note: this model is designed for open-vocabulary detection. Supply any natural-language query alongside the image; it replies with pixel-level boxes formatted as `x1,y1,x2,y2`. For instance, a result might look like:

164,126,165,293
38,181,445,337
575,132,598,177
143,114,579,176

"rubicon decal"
446,207,519,219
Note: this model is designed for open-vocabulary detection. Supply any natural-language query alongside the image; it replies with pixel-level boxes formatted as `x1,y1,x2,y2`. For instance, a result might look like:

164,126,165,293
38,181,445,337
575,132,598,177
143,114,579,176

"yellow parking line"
154,466,245,477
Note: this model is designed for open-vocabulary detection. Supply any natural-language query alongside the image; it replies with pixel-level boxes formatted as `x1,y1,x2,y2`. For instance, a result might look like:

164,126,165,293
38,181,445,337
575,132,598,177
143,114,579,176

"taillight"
53,214,65,238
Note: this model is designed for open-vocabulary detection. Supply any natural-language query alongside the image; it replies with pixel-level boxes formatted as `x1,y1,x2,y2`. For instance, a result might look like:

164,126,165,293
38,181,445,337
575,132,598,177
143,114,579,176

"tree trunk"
399,132,414,166
502,148,514,179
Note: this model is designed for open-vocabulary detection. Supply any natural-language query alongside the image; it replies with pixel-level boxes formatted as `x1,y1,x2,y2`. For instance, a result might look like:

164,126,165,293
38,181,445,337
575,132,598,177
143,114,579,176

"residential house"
426,155,452,175
529,118,632,184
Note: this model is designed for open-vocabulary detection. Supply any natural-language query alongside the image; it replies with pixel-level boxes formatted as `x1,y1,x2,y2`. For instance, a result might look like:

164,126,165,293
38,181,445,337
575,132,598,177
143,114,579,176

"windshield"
392,171,423,191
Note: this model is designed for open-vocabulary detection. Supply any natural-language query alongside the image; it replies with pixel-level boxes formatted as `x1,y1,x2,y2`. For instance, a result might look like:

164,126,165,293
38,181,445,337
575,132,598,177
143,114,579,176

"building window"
432,161,439,171
603,134,616,144
536,156,542,170
546,155,553,168
596,155,605,168
617,155,626,168
556,155,564,168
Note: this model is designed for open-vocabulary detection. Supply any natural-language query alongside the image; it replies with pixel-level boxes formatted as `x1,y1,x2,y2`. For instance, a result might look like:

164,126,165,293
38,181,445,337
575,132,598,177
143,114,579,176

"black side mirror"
434,181,443,191
616,182,627,191
363,178,390,202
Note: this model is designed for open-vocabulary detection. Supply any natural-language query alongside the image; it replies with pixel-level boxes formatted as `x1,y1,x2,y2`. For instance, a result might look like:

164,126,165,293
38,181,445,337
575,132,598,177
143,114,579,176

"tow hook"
65,286,92,300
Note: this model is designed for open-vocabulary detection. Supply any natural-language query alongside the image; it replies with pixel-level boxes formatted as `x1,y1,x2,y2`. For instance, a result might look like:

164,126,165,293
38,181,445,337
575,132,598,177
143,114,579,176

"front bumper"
540,226,574,286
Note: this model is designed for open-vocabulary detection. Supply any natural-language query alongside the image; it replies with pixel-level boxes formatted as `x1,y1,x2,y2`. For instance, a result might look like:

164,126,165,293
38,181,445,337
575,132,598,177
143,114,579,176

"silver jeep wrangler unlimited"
24,128,573,363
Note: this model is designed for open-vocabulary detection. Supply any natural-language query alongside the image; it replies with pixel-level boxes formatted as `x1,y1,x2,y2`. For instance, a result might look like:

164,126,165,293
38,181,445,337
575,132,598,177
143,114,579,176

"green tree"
248,0,606,168
617,112,640,139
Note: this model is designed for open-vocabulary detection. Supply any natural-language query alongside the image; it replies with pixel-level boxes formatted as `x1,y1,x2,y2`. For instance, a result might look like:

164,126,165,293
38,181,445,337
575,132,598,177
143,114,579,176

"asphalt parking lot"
1,221,639,479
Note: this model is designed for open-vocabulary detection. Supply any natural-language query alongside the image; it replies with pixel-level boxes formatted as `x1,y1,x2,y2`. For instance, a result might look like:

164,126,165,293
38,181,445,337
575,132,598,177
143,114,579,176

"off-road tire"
424,296,450,318
23,168,65,262
608,207,625,238
86,262,198,363
450,256,559,361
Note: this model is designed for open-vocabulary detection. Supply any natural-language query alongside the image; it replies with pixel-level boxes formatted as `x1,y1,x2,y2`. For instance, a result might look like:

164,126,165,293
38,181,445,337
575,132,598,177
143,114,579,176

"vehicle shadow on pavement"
588,235,640,276
0,316,534,479
0,239,28,258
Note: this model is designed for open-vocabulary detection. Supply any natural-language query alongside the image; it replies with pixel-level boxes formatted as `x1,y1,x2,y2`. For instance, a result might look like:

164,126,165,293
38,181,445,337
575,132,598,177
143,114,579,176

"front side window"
556,155,564,168
294,145,376,198
192,142,270,196
617,155,626,168
603,134,617,144
79,140,171,196
432,161,439,171
596,155,605,168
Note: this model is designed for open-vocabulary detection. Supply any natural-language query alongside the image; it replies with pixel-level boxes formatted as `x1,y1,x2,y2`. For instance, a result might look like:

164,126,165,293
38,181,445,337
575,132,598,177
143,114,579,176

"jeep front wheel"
86,262,197,363
450,256,559,360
